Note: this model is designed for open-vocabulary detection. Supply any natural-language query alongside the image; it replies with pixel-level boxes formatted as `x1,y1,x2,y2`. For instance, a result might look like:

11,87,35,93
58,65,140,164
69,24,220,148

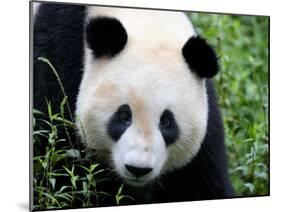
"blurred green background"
188,13,269,196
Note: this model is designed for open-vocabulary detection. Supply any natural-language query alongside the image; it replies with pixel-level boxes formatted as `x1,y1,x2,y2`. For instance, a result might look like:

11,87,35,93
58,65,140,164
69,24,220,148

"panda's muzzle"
125,164,153,178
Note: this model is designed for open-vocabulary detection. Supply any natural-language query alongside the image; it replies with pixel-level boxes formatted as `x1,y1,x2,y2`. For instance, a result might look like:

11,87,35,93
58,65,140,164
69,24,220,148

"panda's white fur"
75,7,208,186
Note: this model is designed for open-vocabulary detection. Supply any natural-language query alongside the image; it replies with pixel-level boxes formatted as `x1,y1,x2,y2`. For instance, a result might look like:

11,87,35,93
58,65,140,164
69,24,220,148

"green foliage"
188,13,269,196
33,58,132,210
33,105,111,210
115,184,134,205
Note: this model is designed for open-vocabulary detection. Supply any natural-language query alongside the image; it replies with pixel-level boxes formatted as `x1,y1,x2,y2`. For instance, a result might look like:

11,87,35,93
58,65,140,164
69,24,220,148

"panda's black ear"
182,36,219,78
85,16,128,58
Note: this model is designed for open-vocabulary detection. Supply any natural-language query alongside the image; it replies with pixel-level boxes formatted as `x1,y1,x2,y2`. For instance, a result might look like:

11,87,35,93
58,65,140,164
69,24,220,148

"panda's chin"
123,177,151,187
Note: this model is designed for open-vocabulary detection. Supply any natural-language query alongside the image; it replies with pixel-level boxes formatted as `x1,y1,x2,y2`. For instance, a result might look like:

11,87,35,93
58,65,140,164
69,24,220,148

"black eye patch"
159,110,179,145
107,104,132,141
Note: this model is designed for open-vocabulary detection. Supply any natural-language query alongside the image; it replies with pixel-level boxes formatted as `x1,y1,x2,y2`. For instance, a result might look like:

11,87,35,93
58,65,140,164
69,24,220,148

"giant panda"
33,3,234,205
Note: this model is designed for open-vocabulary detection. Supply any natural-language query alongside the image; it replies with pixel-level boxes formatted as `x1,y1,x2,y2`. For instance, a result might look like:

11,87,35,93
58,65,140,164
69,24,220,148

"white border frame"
0,0,278,212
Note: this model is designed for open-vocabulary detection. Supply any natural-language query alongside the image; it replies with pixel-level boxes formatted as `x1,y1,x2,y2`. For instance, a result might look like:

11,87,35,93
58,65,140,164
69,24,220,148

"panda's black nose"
125,164,153,178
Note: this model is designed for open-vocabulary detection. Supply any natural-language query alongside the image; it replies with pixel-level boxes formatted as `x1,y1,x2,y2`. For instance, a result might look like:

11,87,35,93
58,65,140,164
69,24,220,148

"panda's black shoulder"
193,79,234,197
33,4,86,116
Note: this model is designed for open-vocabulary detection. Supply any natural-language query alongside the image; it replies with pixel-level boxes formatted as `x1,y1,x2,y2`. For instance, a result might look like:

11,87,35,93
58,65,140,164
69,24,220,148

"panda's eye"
117,105,132,125
160,110,173,129
160,116,171,129
159,109,179,145
118,110,132,125
107,104,132,141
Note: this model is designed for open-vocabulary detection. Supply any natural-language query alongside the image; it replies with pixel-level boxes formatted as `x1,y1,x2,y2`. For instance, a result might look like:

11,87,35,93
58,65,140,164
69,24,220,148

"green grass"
188,13,269,196
33,102,132,210
33,12,269,210
33,58,132,210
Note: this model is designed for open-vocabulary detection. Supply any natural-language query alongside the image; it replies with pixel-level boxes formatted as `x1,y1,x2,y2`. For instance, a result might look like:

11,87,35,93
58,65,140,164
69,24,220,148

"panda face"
76,7,216,186
76,59,208,186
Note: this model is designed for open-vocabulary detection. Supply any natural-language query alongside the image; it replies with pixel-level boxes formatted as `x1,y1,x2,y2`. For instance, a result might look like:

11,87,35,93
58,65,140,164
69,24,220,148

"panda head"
76,8,219,187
